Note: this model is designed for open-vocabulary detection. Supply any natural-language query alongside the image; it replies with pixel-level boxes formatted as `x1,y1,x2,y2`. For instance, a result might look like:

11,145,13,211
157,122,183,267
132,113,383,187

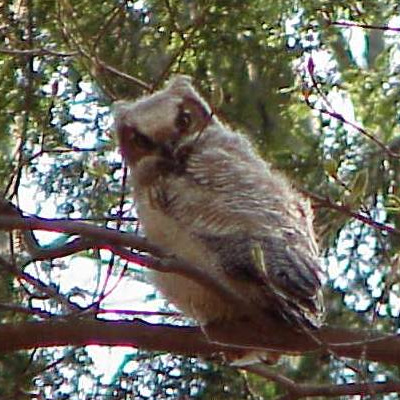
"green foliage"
0,352,33,399
103,351,275,399
1,0,400,398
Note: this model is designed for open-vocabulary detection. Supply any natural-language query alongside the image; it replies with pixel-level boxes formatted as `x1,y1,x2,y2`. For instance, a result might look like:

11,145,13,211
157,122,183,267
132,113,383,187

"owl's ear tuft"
168,74,193,90
112,100,134,135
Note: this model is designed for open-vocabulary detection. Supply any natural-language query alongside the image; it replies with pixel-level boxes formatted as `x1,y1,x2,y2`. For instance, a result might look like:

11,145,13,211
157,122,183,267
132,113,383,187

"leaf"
250,241,267,276
323,159,338,178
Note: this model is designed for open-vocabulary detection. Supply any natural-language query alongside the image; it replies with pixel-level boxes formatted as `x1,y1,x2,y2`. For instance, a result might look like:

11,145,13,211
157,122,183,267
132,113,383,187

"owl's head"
113,75,213,167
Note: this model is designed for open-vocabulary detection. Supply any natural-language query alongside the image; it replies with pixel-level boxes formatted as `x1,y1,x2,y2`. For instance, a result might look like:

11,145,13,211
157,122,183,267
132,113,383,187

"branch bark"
0,214,161,254
0,319,221,355
2,212,400,397
1,214,400,364
0,318,399,367
247,364,400,399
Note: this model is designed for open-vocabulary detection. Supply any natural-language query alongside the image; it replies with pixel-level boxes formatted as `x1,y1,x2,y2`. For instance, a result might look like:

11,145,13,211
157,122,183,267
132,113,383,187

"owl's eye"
130,131,156,150
176,109,192,131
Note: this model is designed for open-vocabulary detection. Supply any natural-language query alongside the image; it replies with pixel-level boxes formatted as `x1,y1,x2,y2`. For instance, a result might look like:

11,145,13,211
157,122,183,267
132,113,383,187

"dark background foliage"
1,0,400,398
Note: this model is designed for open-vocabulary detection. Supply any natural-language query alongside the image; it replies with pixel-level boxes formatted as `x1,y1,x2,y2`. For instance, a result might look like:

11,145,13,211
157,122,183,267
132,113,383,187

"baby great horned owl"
114,75,324,332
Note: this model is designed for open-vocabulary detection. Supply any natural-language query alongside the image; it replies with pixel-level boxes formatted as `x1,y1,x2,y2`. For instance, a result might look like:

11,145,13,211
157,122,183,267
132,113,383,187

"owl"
113,75,324,338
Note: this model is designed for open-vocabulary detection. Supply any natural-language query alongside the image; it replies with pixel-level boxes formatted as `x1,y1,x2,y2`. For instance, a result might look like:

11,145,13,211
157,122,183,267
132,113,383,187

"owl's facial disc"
114,76,212,167
116,123,160,165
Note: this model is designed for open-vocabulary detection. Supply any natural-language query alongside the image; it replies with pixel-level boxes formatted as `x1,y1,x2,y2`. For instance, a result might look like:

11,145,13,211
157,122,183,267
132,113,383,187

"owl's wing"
198,231,324,328
151,147,324,328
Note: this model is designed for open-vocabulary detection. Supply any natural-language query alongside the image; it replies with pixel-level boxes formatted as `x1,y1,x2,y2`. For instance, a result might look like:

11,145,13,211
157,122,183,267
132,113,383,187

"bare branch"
2,213,400,373
0,214,254,317
204,318,400,365
303,190,400,236
0,47,77,57
0,255,81,312
0,319,222,355
304,98,400,159
27,238,96,261
245,364,297,391
0,319,400,367
0,215,160,254
153,11,209,89
0,303,52,319
95,58,152,91
246,365,400,398
96,308,180,317
330,20,400,33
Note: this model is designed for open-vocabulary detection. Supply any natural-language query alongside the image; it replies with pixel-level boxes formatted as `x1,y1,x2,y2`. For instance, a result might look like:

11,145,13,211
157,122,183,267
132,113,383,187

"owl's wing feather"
151,145,324,327
116,75,324,330
198,231,324,327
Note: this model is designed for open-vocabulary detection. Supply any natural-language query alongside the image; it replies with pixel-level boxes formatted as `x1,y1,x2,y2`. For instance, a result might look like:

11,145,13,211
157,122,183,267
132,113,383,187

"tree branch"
0,255,81,312
2,212,400,397
0,214,255,318
0,319,221,355
248,363,400,399
0,317,399,366
2,214,400,369
0,215,161,254
304,97,400,159
203,318,400,365
95,58,152,91
329,20,400,33
0,46,77,57
303,190,400,236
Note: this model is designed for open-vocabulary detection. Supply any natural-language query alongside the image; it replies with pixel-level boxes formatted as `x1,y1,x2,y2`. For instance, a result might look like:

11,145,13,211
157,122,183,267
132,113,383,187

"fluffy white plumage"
114,75,324,331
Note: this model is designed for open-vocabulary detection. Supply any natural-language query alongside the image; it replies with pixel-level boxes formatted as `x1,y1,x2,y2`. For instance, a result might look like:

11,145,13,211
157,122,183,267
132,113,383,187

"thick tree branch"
2,214,400,363
203,318,400,365
1,315,400,398
2,212,400,397
0,215,161,254
2,213,400,378
0,214,256,318
0,318,399,367
0,319,221,355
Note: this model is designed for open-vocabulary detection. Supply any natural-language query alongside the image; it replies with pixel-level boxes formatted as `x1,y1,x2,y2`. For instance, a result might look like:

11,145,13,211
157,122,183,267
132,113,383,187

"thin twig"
0,255,80,312
0,47,77,57
245,365,400,399
95,58,152,91
304,98,400,159
0,303,52,318
303,190,400,236
96,308,180,317
152,12,208,90
92,3,126,52
330,20,400,33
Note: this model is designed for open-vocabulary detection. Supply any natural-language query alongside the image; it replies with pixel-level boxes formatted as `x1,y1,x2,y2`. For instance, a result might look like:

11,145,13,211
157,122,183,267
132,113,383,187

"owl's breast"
136,189,242,323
